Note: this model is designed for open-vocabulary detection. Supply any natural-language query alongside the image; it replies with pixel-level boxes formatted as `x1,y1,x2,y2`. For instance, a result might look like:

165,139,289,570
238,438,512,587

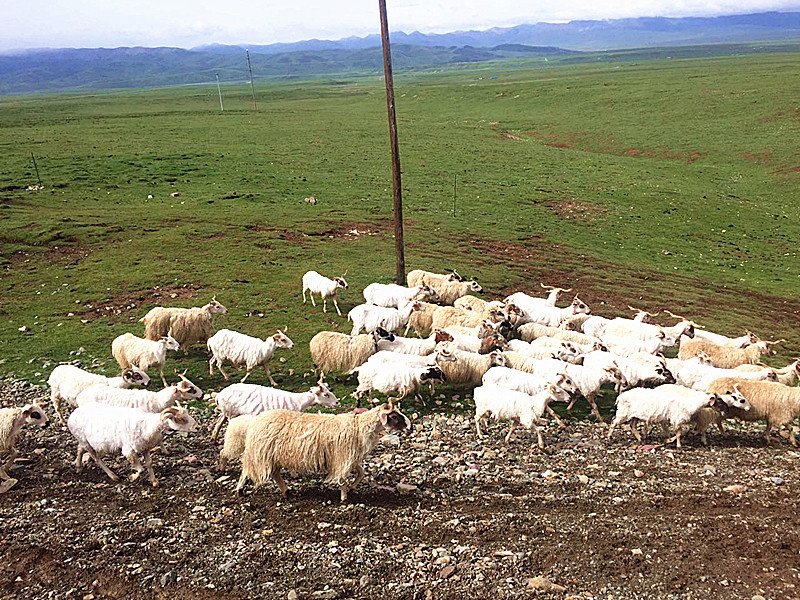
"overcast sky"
3,0,799,52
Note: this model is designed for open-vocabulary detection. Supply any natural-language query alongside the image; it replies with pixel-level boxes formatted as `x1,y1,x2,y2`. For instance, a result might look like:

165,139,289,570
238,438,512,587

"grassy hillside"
1,52,798,410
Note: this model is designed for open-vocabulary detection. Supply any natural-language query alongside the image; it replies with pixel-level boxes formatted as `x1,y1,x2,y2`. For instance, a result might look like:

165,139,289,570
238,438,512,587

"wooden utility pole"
246,49,257,110
378,0,406,285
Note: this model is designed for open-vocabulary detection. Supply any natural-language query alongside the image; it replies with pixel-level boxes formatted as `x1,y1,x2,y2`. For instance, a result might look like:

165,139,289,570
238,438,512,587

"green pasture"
1,52,798,418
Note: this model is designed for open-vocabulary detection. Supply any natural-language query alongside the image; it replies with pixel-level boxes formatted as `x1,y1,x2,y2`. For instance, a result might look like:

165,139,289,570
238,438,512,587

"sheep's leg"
74,446,86,472
211,414,226,442
271,469,288,497
339,482,351,503
504,421,517,444
159,367,168,388
587,393,605,423
535,424,545,450
217,450,228,472
302,288,308,304
322,297,328,313
332,298,342,317
700,429,709,446
629,419,643,444
606,418,621,440
309,293,317,308
763,424,774,446
126,451,146,482
403,322,411,336
240,368,252,384
2,448,18,474
475,413,485,437
263,365,277,387
352,464,366,490
565,396,577,413
52,393,67,425
674,429,682,449
790,425,799,448
235,471,249,495
545,405,567,429
87,448,120,482
142,450,159,487
209,356,216,376
216,361,231,381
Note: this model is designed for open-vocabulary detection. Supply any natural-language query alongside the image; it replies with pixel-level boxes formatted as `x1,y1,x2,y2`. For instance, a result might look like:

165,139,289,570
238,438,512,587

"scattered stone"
396,483,418,495
359,575,373,587
633,469,645,478
287,591,299,600
439,565,457,579
381,434,401,446
0,478,18,493
311,590,338,599
723,484,746,493
526,576,566,592
631,548,643,556
160,571,177,586
769,477,784,486
577,474,589,484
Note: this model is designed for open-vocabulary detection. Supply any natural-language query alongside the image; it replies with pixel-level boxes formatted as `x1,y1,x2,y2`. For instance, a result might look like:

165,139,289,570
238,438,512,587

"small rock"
359,575,373,587
396,483,418,495
703,464,716,476
147,194,154,199
439,565,457,579
769,477,784,486
631,548,643,556
160,571,177,586
633,469,645,478
723,484,746,493
577,474,589,484
752,595,766,600
312,590,338,599
287,590,298,600
526,576,566,592
146,518,164,528
381,434,401,446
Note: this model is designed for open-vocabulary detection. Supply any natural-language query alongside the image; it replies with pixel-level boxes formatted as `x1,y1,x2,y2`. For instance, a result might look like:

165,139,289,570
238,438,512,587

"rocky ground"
1,377,799,600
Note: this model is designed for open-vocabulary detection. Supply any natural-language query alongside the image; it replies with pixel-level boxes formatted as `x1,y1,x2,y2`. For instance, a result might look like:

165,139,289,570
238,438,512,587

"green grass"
1,52,799,416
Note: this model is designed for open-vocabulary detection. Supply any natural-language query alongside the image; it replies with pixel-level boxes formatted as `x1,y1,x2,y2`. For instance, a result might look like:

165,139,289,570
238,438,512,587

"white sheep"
140,296,228,351
218,414,254,471
348,301,422,335
602,332,669,358
207,328,294,385
707,378,800,446
607,385,729,448
308,328,395,374
68,405,198,486
211,377,339,441
685,328,759,348
582,350,675,389
235,401,412,501
517,322,605,347
301,271,349,316
111,331,180,387
375,330,453,355
505,285,572,312
503,342,581,364
474,383,571,448
669,355,778,391
661,384,751,446
512,295,590,328
678,339,781,368
351,363,446,406
406,269,463,288
0,403,49,492
363,282,439,308
48,364,151,424
440,328,507,355
453,295,503,312
602,317,695,347
75,373,203,412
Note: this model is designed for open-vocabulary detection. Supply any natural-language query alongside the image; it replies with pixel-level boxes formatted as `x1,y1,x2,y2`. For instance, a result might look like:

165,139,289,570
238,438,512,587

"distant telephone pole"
215,73,224,111
378,0,406,285
246,49,257,110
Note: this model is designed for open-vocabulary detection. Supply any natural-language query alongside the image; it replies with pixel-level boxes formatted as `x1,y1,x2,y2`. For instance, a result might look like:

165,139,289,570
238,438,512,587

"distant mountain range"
194,11,800,54
1,11,799,95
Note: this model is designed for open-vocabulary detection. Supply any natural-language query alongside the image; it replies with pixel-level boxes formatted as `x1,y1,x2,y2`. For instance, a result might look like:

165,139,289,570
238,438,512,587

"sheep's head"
554,372,579,396
272,328,294,349
420,365,447,384
207,296,228,315
419,284,440,303
379,400,412,433
333,276,349,290
759,339,784,356
571,295,590,314
160,407,199,433
488,350,507,368
433,329,454,344
468,280,483,293
725,385,752,411
447,270,465,282
311,377,339,408
21,403,49,429
123,366,151,388
162,330,181,351
373,327,395,344
433,346,457,364
176,371,203,401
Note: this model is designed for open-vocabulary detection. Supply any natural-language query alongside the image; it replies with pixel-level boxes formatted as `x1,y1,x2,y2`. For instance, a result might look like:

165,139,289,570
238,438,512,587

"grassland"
1,52,798,408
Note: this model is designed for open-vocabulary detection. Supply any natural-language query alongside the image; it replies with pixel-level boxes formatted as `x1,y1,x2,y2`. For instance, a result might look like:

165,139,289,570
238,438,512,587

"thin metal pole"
215,73,224,111
453,174,457,217
378,0,406,285
246,49,257,110
30,152,42,186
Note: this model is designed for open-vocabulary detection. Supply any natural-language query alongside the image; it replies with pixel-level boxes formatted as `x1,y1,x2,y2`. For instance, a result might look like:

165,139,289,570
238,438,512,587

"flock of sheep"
1,266,799,501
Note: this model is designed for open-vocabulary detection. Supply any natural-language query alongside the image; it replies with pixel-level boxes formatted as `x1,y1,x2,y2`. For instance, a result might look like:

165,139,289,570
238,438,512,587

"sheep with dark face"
0,403,49,492
236,401,412,502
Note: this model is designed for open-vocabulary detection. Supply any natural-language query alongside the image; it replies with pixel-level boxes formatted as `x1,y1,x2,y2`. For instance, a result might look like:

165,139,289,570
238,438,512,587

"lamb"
301,270,349,316
140,296,228,351
75,372,203,412
0,403,49,492
363,282,439,309
218,414,254,471
348,301,422,336
68,405,198,486
678,339,781,369
235,400,412,501
580,316,611,338
111,331,180,387
376,329,454,355
207,328,294,385
707,378,800,446
735,360,799,386
474,383,571,448
403,301,440,337
441,329,508,355
48,364,151,424
351,363,447,406
435,347,507,386
308,328,395,374
517,322,604,347
211,376,339,441
607,385,729,448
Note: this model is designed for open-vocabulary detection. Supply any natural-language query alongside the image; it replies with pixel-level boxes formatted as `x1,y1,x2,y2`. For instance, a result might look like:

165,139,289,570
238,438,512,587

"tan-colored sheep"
309,329,395,374
218,414,254,471
436,347,507,386
678,339,782,369
735,360,799,387
140,296,227,351
1,403,49,492
235,402,412,501
403,301,440,338
431,305,507,330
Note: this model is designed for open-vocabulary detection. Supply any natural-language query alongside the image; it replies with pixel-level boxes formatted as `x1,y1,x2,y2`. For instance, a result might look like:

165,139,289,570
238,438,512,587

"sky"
3,0,800,52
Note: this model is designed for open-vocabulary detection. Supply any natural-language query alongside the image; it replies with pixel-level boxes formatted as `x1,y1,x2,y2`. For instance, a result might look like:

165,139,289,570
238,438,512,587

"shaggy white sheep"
140,296,227,351
75,373,203,412
207,328,294,385
348,301,422,336
112,331,180,387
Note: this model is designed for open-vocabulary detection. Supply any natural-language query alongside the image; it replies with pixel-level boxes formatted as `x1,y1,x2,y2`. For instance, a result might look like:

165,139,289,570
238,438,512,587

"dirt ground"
2,378,799,600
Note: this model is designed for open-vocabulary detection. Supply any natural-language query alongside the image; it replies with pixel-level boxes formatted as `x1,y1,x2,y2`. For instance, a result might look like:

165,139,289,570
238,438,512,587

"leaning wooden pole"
378,0,406,285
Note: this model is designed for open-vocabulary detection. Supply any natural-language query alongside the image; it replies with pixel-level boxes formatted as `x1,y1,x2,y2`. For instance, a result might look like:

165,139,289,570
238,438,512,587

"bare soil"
1,378,799,600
